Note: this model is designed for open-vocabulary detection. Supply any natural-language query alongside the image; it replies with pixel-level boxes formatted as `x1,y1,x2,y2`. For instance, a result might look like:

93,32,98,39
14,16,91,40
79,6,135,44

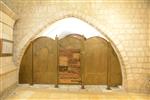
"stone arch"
17,12,128,89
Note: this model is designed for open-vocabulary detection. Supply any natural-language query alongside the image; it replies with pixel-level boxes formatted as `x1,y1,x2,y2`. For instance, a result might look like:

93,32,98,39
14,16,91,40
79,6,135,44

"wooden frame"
0,39,2,55
55,36,59,88
0,39,14,57
106,42,111,90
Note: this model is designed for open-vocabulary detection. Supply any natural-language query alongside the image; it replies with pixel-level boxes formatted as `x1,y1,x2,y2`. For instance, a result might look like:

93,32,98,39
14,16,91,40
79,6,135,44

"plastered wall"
2,0,150,93
0,1,17,98
148,3,150,92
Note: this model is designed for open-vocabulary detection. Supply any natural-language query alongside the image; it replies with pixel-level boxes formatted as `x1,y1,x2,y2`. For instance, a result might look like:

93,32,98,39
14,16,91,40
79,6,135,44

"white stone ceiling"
41,17,107,40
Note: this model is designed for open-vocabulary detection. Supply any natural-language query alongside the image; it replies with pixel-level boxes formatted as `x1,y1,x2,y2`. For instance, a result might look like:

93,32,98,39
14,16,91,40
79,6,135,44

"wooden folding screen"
19,35,122,86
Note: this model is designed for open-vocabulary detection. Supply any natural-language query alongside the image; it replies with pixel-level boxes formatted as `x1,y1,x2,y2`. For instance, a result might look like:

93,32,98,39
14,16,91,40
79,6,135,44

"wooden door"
58,34,84,84
19,43,32,84
83,37,108,85
33,37,57,84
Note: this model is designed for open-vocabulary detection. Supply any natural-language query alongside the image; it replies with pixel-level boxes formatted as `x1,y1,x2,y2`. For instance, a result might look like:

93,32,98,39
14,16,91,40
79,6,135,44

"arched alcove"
18,17,125,89
20,17,121,88
35,17,107,40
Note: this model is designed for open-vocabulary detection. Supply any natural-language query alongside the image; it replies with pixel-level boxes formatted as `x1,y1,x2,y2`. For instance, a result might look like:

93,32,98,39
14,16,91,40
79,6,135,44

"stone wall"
148,2,150,93
2,0,150,93
148,1,150,47
0,1,17,98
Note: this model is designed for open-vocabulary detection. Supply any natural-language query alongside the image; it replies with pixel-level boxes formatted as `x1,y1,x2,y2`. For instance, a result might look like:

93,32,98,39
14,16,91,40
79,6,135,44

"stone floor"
5,84,150,100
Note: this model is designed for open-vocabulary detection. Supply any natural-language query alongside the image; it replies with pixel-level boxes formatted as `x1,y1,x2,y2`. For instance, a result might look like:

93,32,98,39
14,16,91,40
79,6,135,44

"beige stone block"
1,23,13,40
0,11,2,22
1,75,6,91
117,44,124,51
0,70,17,93
0,57,12,67
0,57,13,68
0,11,15,28
128,57,137,63
0,22,2,38
0,65,17,75
120,51,127,57
0,75,2,93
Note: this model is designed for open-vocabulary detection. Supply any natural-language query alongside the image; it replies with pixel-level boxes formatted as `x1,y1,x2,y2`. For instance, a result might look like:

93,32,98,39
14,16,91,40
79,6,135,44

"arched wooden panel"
109,46,122,86
59,34,85,49
83,37,108,85
58,34,84,84
33,37,57,84
19,43,32,84
19,37,57,84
